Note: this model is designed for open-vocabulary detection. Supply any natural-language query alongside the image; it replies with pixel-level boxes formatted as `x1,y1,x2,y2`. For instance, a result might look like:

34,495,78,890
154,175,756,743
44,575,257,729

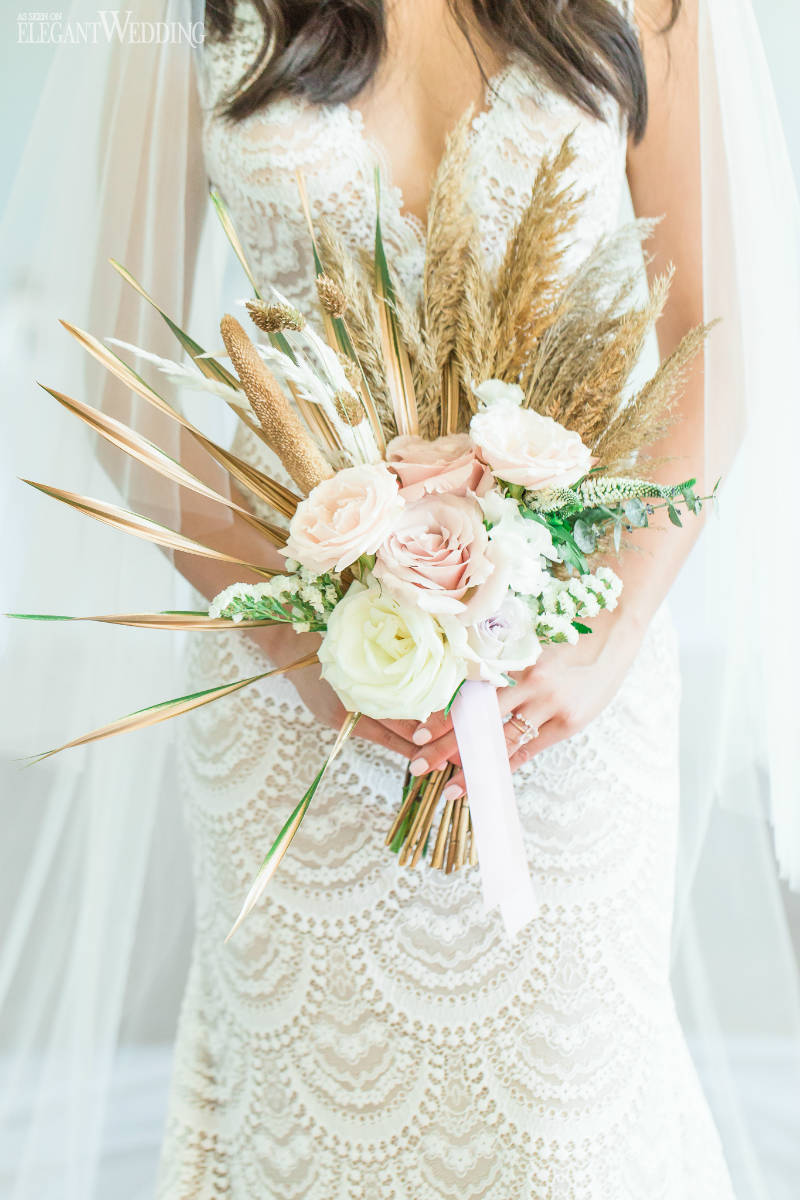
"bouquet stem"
388,765,477,874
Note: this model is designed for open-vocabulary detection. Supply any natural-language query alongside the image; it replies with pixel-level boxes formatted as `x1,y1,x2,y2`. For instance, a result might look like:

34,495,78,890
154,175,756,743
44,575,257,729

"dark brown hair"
205,0,680,143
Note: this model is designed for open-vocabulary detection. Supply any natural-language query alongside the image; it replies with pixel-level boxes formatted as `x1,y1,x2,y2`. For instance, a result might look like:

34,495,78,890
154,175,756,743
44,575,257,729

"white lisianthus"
479,490,559,561
318,582,467,720
466,593,541,686
472,379,526,408
466,489,557,617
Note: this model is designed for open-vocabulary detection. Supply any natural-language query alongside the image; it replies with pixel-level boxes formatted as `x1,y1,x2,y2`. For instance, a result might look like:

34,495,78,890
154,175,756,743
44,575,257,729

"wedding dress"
153,4,737,1197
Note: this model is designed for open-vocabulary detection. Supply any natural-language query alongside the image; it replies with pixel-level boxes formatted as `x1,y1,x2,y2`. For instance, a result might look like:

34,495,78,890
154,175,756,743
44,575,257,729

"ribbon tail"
451,680,539,938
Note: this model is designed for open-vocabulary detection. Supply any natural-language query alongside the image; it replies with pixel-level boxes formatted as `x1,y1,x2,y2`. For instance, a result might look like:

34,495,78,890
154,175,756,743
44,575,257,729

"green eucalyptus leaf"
573,519,597,554
623,498,647,527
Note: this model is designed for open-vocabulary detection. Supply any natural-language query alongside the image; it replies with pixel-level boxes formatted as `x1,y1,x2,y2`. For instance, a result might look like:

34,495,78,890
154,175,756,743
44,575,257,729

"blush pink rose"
470,384,594,490
283,463,403,574
374,494,493,615
385,433,493,502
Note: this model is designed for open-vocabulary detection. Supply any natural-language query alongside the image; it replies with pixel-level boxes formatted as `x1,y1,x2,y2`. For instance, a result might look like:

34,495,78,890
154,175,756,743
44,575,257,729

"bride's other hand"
408,609,646,798
249,625,419,760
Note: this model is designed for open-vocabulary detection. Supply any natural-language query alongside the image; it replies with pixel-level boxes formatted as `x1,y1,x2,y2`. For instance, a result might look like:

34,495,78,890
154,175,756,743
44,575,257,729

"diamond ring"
507,713,540,745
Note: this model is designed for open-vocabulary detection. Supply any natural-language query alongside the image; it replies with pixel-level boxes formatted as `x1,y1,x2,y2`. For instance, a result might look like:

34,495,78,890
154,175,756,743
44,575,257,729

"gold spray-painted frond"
220,314,334,495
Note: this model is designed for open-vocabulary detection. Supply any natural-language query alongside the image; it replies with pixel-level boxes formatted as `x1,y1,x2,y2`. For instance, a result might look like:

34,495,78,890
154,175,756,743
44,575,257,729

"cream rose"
386,433,493,501
466,593,542,686
318,582,467,720
471,379,594,490
373,494,492,615
283,463,403,575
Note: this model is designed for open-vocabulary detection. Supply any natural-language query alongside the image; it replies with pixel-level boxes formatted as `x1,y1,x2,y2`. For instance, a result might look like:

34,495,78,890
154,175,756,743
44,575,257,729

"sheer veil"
0,0,798,1196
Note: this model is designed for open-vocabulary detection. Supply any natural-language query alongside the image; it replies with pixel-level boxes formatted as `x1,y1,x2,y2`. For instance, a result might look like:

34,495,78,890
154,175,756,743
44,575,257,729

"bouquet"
15,133,712,938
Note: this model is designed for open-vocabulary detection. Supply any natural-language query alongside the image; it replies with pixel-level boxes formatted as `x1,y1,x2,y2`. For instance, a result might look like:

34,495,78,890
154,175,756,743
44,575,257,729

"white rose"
318,582,467,720
470,379,594,490
466,593,541,686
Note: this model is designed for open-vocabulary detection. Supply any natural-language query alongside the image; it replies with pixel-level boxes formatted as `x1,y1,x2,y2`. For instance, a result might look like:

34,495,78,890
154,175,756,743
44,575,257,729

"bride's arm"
409,0,707,787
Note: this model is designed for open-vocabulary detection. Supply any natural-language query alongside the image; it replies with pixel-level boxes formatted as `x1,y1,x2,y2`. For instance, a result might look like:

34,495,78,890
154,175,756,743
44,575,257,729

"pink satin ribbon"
450,680,539,938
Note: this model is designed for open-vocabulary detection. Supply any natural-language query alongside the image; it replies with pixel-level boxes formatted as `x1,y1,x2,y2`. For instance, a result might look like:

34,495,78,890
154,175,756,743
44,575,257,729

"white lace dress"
155,6,736,1197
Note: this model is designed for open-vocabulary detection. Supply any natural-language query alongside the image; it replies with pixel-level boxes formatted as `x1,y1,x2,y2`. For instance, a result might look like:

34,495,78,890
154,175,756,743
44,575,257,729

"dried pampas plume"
220,314,333,495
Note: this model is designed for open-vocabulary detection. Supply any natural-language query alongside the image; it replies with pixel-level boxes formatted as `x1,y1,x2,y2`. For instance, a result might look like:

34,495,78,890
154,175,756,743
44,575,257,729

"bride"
155,0,733,1195
1,0,799,1197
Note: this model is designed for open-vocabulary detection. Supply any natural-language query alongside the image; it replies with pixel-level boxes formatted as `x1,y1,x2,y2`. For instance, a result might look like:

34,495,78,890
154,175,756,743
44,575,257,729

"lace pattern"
156,4,736,1196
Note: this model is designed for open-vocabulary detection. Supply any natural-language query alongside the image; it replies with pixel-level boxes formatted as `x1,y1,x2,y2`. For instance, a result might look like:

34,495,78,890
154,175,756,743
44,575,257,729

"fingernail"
443,783,462,802
412,727,432,746
409,757,429,777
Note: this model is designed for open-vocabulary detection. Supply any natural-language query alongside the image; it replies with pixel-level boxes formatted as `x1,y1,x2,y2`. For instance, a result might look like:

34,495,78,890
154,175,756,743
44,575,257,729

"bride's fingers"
503,710,542,758
428,698,557,798
508,718,565,771
409,729,461,778
379,717,420,742
411,708,453,748
354,717,417,758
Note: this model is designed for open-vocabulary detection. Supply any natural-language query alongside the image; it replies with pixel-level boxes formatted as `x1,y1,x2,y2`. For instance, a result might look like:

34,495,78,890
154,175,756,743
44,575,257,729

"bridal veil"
0,0,798,1195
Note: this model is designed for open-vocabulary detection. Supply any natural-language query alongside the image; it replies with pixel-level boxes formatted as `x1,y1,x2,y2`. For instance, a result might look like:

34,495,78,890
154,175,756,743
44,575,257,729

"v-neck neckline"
337,56,521,247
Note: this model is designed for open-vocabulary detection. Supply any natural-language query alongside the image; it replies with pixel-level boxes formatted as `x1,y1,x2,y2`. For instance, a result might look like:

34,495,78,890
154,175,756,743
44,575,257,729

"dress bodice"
197,1,632,320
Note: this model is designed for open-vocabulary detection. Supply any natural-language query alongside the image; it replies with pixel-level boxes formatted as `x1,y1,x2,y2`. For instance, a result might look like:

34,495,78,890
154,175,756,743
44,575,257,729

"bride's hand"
250,626,419,760
408,612,646,799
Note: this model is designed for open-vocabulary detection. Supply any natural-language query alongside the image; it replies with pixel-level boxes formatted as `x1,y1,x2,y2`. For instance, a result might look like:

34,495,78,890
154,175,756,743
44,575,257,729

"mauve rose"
470,380,593,490
466,593,542,686
374,494,493,615
283,463,403,575
386,433,493,501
